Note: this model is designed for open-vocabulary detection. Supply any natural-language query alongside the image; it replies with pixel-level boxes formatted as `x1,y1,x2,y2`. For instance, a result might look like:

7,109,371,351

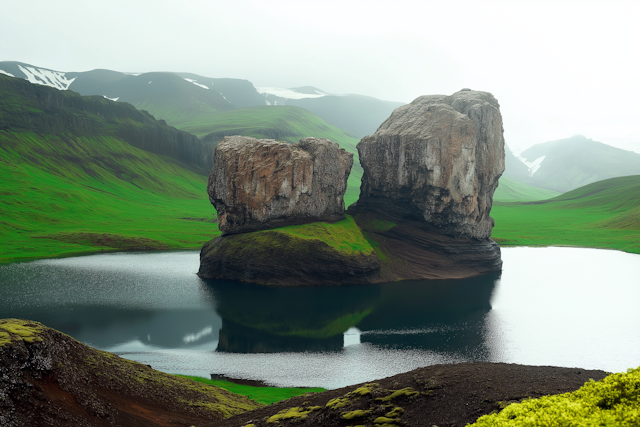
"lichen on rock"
208,136,353,235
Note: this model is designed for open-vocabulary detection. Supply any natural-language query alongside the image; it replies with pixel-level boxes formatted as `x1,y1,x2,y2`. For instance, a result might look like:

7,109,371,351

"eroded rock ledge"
348,89,505,280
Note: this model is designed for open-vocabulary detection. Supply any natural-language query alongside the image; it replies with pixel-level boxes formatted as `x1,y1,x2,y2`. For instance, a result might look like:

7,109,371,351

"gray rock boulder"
348,89,505,280
353,89,505,240
208,136,353,235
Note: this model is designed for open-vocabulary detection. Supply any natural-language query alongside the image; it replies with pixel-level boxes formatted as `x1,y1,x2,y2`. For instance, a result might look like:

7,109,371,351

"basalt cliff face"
348,89,505,280
209,136,353,235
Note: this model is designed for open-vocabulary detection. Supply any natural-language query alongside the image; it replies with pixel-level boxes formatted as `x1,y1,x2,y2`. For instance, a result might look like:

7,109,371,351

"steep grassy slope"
494,175,560,202
176,105,364,206
491,175,640,253
0,75,218,263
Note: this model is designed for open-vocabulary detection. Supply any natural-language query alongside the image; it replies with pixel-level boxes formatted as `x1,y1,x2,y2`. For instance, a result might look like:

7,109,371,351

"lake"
0,247,638,389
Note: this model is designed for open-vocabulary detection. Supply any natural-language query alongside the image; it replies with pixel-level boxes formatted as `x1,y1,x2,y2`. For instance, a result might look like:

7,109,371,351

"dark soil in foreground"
207,362,608,427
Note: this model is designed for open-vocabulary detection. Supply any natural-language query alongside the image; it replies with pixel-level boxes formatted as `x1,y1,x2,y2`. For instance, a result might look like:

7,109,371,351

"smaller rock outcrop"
208,136,353,235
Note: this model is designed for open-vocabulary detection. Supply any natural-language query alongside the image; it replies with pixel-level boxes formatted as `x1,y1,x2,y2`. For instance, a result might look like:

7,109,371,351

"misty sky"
2,0,639,153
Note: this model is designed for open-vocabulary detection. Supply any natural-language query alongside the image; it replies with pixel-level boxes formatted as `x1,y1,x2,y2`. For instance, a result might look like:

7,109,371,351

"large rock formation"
348,89,505,280
209,136,353,235
199,137,380,285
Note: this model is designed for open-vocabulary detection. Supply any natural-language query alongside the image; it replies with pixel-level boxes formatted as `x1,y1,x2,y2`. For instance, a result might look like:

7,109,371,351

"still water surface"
1,247,638,389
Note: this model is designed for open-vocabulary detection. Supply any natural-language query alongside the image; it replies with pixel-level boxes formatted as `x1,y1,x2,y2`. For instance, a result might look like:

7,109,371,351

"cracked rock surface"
208,136,353,235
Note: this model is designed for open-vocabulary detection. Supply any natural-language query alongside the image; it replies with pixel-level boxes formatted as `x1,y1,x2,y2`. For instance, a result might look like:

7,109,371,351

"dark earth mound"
0,319,262,427
208,362,607,427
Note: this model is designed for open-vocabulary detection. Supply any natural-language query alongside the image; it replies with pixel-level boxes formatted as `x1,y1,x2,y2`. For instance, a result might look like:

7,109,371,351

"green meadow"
179,376,325,405
491,175,640,254
0,130,218,263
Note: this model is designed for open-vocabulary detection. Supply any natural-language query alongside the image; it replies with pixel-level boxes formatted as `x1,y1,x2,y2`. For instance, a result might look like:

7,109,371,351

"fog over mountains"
0,61,401,139
3,60,639,197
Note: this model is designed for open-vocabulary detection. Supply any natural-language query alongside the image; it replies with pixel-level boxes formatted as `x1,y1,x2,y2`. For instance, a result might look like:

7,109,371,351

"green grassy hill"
0,75,218,263
494,176,560,202
175,105,364,206
491,175,640,253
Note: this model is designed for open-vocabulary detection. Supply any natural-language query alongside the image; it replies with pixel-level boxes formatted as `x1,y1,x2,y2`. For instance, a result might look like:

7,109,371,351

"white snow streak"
183,78,209,90
148,81,152,84
17,65,76,90
517,154,546,176
0,70,15,77
256,87,326,100
102,95,120,102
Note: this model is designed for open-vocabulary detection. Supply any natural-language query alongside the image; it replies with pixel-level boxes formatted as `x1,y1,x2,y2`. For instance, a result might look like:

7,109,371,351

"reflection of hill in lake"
204,273,499,355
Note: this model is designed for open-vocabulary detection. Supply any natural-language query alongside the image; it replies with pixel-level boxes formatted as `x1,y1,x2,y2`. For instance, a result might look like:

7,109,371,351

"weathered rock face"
348,89,505,280
353,89,505,240
209,136,353,235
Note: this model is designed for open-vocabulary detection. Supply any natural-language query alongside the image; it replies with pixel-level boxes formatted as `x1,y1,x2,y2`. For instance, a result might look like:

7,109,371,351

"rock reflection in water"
203,272,499,357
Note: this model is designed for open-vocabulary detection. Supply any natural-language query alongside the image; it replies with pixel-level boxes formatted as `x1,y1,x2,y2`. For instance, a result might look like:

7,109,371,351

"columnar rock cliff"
348,89,505,280
209,136,353,235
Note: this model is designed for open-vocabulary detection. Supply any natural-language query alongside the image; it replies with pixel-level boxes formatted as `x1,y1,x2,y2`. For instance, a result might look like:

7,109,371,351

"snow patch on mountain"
0,70,15,77
256,87,326,100
183,78,209,90
517,154,546,176
103,95,119,102
17,65,76,90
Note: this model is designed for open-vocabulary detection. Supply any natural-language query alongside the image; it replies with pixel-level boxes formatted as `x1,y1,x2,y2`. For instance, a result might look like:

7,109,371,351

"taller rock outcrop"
209,136,353,235
349,89,505,280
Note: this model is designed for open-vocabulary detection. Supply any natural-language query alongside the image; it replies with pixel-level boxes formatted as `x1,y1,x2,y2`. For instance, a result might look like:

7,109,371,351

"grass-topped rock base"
198,215,381,286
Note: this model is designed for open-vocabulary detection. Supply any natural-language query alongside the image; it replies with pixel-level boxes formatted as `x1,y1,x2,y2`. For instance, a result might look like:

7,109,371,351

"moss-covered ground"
469,367,640,427
179,376,325,405
270,214,374,255
491,175,640,254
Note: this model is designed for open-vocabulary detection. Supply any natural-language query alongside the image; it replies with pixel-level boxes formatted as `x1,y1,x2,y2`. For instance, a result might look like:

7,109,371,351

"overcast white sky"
1,0,639,153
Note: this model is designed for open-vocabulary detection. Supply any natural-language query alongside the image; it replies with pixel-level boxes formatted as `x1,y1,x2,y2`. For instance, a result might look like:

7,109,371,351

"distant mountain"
504,135,640,193
257,86,405,137
503,144,532,183
0,73,212,174
0,61,402,139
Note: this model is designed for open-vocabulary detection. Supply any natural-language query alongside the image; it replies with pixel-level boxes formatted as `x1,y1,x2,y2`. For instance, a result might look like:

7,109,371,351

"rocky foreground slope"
0,319,262,427
349,89,505,280
209,362,608,427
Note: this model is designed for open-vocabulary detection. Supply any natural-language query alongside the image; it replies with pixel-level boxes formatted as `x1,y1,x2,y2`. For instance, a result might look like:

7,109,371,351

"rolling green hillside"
175,105,364,206
494,176,560,202
491,175,640,254
0,75,218,263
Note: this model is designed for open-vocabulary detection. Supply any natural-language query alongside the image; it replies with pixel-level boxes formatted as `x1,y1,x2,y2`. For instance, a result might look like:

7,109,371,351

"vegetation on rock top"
270,215,374,256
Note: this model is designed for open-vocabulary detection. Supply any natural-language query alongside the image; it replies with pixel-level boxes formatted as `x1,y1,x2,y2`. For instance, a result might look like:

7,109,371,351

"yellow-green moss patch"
376,387,419,402
0,319,44,346
266,406,322,423
269,215,374,255
342,409,372,420
469,367,640,426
